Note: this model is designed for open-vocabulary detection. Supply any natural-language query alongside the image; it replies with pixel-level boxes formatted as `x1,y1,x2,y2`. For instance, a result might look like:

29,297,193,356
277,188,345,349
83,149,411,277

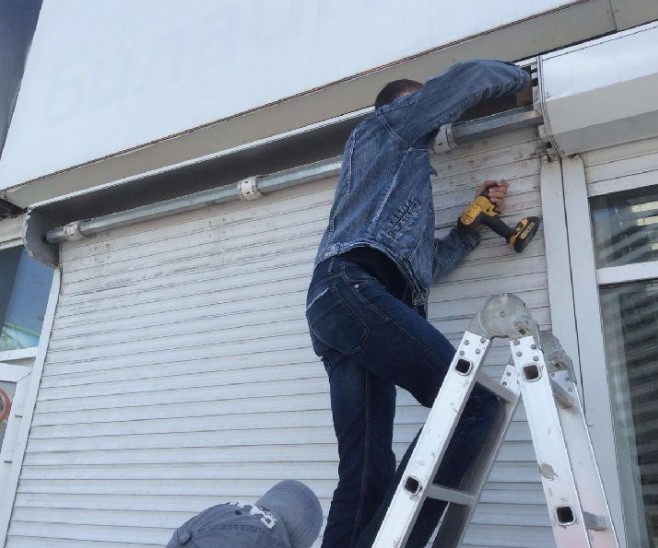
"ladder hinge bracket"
467,293,540,342
539,331,575,376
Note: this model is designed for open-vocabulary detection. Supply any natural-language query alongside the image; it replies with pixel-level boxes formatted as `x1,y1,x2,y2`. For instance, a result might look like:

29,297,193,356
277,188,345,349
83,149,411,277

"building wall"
2,4,658,548
0,0,582,187
0,0,41,158
3,0,657,207
4,126,554,547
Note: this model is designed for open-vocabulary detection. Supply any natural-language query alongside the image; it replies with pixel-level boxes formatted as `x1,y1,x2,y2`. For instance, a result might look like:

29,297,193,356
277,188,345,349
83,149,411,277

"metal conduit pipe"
45,106,543,244
46,157,343,243
433,105,543,152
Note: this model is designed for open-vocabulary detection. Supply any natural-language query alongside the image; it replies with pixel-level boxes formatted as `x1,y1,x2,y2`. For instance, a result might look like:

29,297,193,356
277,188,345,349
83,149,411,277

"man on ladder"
305,60,532,547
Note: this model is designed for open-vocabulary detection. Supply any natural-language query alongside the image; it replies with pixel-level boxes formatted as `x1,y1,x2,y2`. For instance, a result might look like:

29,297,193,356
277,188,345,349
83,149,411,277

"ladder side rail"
514,335,597,547
371,331,492,548
431,363,521,547
549,366,620,547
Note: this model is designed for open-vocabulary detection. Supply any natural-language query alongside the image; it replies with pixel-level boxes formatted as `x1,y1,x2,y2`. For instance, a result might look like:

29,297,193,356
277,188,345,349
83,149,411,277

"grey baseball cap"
165,480,323,548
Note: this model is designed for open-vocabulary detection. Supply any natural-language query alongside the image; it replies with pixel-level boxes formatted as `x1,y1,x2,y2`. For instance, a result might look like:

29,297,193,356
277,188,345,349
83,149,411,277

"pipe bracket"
63,221,85,241
237,177,262,201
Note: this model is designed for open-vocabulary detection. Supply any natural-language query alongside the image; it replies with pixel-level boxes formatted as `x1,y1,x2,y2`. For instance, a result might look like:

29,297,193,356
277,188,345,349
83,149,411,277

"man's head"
374,79,422,109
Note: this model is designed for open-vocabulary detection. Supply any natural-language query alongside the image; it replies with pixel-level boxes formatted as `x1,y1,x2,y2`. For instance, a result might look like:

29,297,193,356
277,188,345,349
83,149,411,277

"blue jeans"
306,256,499,548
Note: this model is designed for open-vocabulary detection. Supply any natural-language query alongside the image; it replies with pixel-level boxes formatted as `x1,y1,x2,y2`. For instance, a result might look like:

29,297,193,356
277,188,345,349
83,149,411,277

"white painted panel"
0,0,600,191
584,136,658,202
7,128,552,547
540,22,658,156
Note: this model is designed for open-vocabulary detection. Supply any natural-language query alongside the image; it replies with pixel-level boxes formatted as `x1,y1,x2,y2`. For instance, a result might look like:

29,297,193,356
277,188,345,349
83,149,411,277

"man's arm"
432,180,508,281
431,226,480,282
396,59,530,145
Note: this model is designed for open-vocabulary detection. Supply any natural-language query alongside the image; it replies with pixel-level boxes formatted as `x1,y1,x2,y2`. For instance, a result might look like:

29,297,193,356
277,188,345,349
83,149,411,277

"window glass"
591,186,658,268
600,282,658,547
0,248,53,351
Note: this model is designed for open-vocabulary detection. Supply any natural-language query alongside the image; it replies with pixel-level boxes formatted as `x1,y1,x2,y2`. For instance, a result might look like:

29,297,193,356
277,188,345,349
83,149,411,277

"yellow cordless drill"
458,191,540,253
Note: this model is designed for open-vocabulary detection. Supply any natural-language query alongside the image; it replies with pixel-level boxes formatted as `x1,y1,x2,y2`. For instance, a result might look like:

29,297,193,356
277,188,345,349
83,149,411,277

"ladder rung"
475,370,517,402
425,484,475,506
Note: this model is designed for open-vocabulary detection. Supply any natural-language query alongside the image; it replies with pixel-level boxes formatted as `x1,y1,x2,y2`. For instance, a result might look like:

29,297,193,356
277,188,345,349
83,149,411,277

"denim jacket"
314,59,530,306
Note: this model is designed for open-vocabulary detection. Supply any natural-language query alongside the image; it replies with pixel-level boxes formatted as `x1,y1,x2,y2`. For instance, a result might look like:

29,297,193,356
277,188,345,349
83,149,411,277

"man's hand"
515,80,533,107
476,180,508,212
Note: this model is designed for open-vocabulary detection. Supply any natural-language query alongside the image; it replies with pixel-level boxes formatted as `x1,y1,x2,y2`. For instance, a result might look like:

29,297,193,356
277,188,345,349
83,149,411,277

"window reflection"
591,187,658,268
600,282,658,547
0,248,53,351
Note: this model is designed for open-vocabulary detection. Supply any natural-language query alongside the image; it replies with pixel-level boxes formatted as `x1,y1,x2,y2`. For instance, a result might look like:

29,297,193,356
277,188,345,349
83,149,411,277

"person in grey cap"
165,479,323,548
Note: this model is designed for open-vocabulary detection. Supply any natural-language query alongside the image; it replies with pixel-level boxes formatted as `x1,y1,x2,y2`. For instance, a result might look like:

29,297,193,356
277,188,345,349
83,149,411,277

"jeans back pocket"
306,285,369,355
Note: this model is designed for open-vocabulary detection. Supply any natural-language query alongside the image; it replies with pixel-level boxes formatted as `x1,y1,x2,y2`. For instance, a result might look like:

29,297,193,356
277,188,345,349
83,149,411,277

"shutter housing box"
539,22,658,157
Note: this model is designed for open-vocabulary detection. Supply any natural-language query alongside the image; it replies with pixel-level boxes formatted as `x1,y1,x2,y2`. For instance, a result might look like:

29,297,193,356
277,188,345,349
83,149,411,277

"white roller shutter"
7,126,553,547
584,136,658,198
428,127,553,547
9,182,337,548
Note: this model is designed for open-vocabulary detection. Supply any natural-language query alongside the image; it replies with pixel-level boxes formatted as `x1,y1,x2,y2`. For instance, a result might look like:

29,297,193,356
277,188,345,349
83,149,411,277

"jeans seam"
341,269,391,321
382,312,454,406
403,315,449,364
350,372,371,548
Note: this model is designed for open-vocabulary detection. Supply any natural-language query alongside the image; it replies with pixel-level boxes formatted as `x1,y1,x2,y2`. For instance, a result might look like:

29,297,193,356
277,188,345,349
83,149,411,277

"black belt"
341,247,412,305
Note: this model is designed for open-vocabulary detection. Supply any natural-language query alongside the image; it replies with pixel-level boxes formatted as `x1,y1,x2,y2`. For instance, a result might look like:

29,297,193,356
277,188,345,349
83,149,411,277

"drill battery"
459,194,540,253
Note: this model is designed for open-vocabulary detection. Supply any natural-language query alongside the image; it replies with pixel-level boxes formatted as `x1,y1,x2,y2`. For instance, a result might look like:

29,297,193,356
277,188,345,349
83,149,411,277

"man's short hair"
374,79,422,109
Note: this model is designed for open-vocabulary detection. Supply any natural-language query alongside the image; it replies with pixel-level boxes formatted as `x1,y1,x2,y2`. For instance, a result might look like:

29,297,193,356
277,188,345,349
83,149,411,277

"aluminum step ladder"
372,293,619,548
